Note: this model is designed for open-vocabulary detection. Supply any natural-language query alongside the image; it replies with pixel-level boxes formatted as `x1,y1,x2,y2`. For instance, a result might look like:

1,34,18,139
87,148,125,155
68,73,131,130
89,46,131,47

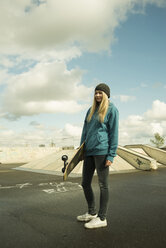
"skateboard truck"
61,155,68,173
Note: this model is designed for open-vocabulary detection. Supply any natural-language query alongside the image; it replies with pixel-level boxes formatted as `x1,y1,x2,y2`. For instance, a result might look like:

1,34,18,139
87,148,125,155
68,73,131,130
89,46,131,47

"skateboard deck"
62,142,84,181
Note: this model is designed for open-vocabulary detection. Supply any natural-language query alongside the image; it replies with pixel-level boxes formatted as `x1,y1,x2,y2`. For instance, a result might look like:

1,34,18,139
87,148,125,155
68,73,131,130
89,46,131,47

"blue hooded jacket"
80,102,119,162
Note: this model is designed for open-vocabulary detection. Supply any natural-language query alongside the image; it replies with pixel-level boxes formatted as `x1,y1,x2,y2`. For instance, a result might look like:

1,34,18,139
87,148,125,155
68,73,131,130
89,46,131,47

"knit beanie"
95,83,110,98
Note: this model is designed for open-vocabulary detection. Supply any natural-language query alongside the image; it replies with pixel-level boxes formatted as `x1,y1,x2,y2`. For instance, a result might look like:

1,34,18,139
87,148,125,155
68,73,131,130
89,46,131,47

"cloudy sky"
0,0,166,147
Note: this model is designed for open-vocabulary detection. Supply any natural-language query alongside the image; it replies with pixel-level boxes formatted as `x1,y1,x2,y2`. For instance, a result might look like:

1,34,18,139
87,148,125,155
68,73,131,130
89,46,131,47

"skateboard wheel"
62,155,68,161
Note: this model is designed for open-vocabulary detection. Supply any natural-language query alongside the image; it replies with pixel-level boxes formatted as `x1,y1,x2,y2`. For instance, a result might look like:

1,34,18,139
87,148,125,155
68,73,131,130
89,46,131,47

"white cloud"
150,122,164,136
0,122,82,147
0,0,165,119
140,83,148,88
64,123,82,137
119,100,166,145
1,100,166,147
1,61,92,118
0,0,166,146
0,130,47,146
0,69,10,85
119,116,151,145
144,100,166,120
113,95,136,102
0,0,117,53
0,0,165,55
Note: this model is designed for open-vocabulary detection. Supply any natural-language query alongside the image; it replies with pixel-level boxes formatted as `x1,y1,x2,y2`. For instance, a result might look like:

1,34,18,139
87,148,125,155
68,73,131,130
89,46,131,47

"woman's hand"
105,160,112,167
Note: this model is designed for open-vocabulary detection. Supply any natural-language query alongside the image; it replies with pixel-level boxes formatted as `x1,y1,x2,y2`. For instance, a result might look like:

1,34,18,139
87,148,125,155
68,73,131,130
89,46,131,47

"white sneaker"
84,217,107,229
77,212,97,222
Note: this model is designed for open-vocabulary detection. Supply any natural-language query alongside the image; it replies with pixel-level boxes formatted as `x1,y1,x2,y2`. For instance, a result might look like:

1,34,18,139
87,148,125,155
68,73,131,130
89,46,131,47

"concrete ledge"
117,146,157,170
125,144,166,166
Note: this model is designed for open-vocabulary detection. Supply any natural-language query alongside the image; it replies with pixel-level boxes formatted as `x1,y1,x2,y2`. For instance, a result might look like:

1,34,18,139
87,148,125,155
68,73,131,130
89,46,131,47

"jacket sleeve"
106,106,119,162
80,109,90,146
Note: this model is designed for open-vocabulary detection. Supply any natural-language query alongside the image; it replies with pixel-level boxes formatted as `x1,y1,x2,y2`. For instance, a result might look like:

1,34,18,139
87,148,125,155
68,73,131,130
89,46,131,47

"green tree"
150,133,165,148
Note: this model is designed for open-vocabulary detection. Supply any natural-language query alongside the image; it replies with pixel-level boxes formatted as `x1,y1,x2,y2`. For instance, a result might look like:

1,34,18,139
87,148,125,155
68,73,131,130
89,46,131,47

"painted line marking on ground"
0,183,33,189
0,181,82,193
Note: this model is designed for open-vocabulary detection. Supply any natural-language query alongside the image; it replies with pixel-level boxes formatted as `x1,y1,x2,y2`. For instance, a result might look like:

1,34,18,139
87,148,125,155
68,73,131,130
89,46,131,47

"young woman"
77,83,119,229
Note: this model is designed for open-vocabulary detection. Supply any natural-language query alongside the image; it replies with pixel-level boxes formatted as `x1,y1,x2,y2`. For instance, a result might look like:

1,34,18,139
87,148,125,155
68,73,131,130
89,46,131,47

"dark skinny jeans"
81,155,109,221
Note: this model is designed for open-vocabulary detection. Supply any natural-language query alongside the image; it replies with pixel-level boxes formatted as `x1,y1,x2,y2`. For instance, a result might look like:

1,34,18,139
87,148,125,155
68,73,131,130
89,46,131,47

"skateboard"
62,142,84,181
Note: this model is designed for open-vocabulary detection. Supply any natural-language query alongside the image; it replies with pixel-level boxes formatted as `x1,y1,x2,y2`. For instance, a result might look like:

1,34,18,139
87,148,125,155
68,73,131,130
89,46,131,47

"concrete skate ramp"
117,146,157,170
15,150,136,177
125,144,166,166
15,145,157,177
15,149,81,176
124,147,148,156
0,147,59,164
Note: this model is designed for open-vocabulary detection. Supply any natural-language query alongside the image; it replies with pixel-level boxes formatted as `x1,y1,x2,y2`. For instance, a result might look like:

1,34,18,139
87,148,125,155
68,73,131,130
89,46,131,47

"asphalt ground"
0,163,166,248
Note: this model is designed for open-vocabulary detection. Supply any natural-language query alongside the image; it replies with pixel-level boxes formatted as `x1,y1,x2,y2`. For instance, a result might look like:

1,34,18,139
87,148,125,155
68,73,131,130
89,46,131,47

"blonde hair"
87,91,109,123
